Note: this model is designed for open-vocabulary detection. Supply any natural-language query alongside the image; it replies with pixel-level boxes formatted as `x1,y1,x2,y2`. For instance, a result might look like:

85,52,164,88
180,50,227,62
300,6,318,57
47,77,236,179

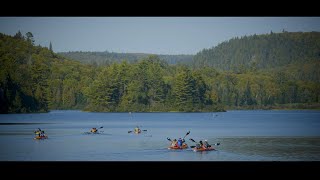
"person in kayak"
90,128,98,133
203,140,211,148
177,138,186,147
34,128,46,138
34,128,41,137
196,140,211,149
34,128,41,133
171,139,178,147
134,126,141,133
195,140,204,149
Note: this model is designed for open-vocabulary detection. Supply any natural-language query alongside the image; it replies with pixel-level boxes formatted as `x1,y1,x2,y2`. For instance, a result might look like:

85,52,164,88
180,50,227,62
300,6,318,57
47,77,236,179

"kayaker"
34,128,41,133
196,140,203,149
203,140,211,148
171,139,178,147
134,126,141,133
34,128,41,137
177,138,185,147
91,128,97,133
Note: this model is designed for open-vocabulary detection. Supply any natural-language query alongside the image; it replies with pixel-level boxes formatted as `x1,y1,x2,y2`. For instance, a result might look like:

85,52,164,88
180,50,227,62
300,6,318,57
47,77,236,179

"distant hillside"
58,51,194,65
193,31,320,71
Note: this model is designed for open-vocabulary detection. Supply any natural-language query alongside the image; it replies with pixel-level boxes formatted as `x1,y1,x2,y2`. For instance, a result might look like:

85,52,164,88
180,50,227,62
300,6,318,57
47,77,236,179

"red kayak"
168,144,188,150
192,146,215,152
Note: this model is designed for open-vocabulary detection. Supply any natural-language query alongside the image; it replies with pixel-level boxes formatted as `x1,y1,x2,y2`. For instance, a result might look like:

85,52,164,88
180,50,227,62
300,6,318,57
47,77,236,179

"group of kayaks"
167,131,220,152
33,128,219,152
169,145,215,152
168,141,216,152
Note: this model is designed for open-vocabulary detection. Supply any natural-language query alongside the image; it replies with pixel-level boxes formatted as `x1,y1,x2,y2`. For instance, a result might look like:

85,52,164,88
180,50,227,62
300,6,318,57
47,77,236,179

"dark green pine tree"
49,41,53,52
173,67,195,111
25,32,34,45
14,30,24,40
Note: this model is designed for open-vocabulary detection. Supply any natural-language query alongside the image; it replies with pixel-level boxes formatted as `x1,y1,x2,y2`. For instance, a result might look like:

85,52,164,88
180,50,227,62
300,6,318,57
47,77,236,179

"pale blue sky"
0,17,319,55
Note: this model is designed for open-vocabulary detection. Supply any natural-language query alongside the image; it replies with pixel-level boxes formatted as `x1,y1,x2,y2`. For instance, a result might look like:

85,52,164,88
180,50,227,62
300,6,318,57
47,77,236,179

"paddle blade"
216,143,220,146
99,126,103,129
183,131,191,139
128,131,132,133
143,130,147,131
189,138,196,142
190,146,196,148
167,137,171,141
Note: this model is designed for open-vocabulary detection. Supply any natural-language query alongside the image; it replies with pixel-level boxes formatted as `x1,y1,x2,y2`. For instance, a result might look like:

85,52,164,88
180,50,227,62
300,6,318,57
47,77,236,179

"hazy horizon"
1,17,320,55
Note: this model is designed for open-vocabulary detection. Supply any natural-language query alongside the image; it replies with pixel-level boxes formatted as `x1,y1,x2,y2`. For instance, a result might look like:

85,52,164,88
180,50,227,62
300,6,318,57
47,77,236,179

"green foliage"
193,32,320,71
1,31,319,113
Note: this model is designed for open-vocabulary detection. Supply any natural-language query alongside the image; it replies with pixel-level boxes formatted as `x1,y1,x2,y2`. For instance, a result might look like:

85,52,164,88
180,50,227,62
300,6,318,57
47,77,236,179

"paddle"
137,125,147,132
183,131,190,140
167,131,189,143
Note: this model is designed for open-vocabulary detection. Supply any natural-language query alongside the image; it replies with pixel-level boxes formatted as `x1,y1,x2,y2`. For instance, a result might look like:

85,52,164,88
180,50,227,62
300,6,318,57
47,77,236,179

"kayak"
34,135,48,140
168,144,188,150
84,131,101,134
192,146,215,152
90,129,99,133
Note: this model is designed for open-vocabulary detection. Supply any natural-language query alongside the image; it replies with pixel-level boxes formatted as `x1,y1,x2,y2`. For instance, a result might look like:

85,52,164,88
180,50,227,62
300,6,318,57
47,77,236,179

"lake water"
0,110,320,161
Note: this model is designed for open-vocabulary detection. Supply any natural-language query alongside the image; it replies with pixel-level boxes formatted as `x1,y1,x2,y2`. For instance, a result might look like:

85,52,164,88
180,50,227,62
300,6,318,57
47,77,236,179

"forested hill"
1,31,320,114
58,51,194,65
193,31,320,71
0,32,222,113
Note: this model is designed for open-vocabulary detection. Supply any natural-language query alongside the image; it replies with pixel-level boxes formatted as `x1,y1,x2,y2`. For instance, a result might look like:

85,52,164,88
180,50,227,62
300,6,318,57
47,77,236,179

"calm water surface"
0,110,319,161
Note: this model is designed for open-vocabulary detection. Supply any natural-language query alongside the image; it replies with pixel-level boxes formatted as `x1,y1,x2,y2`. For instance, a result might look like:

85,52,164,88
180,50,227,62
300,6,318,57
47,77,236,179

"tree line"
58,51,194,66
0,31,319,113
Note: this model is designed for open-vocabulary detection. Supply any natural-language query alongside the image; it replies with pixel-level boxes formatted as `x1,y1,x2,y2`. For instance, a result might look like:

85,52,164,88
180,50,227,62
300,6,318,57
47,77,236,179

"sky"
0,17,320,55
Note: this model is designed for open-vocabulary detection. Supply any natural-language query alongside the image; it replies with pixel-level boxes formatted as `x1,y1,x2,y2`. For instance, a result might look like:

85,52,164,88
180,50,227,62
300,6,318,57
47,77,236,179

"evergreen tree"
14,30,24,40
49,41,53,52
25,32,34,45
